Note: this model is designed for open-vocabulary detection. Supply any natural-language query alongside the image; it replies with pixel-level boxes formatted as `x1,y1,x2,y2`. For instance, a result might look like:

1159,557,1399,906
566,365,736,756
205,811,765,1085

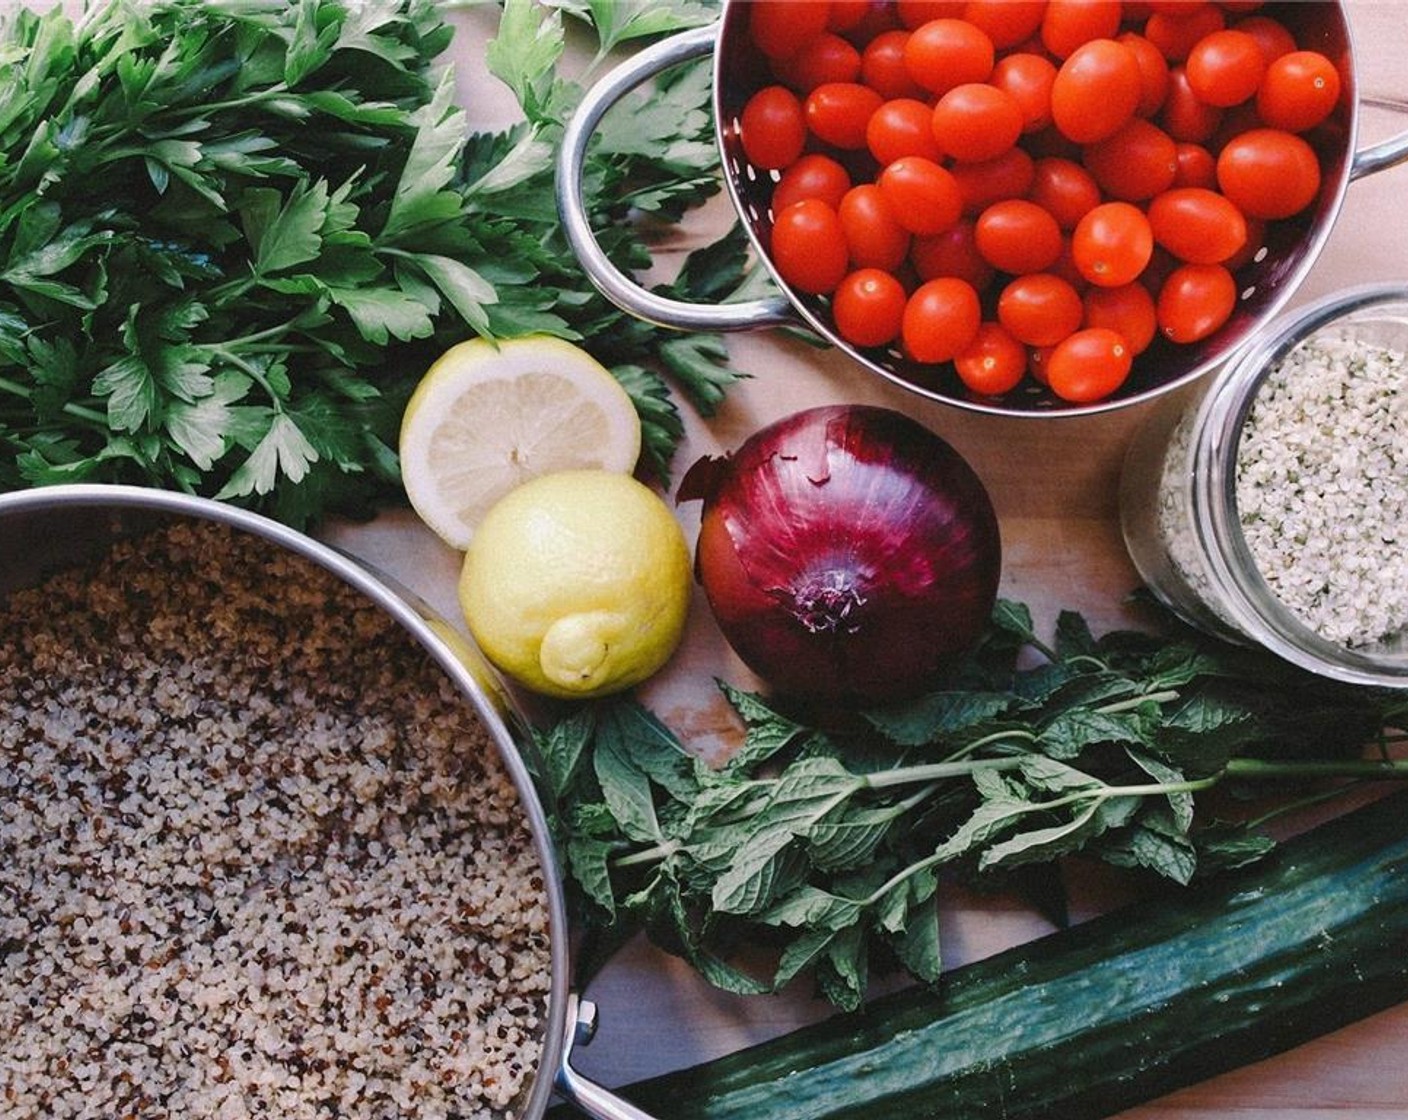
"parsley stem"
0,377,107,426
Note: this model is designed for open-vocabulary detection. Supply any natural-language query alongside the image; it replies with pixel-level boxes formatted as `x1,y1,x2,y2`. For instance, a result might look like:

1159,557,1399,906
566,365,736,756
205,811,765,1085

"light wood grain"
324,3,1408,1115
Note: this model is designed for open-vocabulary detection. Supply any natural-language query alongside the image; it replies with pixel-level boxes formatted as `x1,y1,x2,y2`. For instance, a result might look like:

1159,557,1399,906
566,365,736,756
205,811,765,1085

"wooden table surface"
324,4,1408,1117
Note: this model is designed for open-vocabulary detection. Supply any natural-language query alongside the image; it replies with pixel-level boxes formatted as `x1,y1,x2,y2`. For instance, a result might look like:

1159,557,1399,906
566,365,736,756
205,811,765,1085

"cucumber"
562,790,1408,1120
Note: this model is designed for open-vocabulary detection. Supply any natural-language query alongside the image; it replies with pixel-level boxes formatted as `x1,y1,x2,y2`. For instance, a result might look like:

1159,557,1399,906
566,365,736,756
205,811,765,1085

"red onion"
679,404,1001,706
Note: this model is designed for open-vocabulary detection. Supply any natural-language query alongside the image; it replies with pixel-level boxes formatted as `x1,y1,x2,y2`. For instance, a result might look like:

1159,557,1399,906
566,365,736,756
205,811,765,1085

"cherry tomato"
1160,65,1223,142
828,0,873,32
740,86,807,171
861,30,928,100
750,0,831,61
1172,141,1217,188
1050,39,1143,144
1185,29,1266,107
950,146,1036,214
878,156,964,234
932,82,1025,162
770,199,849,294
1045,327,1132,402
1118,31,1172,117
1027,157,1101,230
838,184,912,270
805,82,885,150
1082,282,1158,353
1040,0,1122,58
975,199,1063,274
901,277,982,362
954,321,1028,394
772,154,852,213
1147,186,1248,264
997,272,1084,346
962,0,1044,48
832,268,909,347
1143,5,1225,62
903,18,995,95
990,52,1058,133
898,0,967,27
1082,117,1178,201
1232,14,1298,66
1072,201,1154,287
867,98,944,164
910,220,995,288
1157,262,1236,342
1215,127,1321,219
1256,50,1342,133
775,32,863,93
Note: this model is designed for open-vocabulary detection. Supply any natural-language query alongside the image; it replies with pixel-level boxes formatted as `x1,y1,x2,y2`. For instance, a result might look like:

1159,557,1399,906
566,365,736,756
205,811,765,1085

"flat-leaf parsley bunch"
536,601,1408,1010
0,0,741,524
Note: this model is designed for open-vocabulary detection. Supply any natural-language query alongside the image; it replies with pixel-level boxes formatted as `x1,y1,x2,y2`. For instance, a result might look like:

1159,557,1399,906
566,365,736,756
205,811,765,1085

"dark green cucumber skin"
559,790,1408,1120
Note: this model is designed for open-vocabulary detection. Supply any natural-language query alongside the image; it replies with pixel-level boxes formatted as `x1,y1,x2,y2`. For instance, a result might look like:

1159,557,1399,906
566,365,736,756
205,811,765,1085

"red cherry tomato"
1040,0,1123,59
1157,262,1237,343
1257,50,1342,133
962,0,1045,49
805,82,885,150
775,32,864,93
932,82,1025,162
903,18,995,95
1143,5,1226,62
832,268,909,347
997,272,1084,346
1027,156,1102,230
898,0,967,27
901,276,982,362
740,86,807,171
954,321,1028,394
770,199,849,295
1082,117,1178,201
990,52,1058,133
878,156,964,234
828,0,874,33
1071,201,1154,287
1172,141,1217,188
861,30,928,100
1082,282,1158,353
1215,127,1321,219
1160,65,1223,142
868,97,944,164
910,220,996,288
1045,327,1133,402
974,198,1063,274
750,0,831,60
949,146,1036,214
1050,38,1143,144
1147,187,1248,264
1185,29,1266,107
1232,14,1298,66
1117,31,1172,117
772,154,852,213
838,184,912,270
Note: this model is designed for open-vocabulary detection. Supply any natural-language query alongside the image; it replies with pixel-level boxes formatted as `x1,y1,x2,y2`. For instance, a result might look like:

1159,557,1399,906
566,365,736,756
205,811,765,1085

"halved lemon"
399,336,641,549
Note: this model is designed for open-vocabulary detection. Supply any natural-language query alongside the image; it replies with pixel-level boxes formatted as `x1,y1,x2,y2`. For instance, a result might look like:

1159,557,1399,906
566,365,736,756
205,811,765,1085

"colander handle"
556,23,795,333
554,995,664,1120
1351,96,1408,181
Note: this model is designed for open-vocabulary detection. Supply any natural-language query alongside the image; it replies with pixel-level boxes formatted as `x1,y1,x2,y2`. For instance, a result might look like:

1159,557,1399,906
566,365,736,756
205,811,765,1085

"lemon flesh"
400,336,641,550
459,470,692,700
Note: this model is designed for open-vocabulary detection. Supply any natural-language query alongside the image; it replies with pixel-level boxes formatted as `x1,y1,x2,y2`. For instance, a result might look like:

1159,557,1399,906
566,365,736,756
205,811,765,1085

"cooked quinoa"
1235,327,1408,648
0,519,552,1120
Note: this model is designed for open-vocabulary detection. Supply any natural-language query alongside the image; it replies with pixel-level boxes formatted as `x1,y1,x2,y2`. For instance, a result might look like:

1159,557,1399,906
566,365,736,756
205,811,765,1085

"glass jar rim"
1188,281,1408,687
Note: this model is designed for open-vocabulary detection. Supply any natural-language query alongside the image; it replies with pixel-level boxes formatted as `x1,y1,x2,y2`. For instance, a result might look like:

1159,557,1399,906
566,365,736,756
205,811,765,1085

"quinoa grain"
0,519,551,1119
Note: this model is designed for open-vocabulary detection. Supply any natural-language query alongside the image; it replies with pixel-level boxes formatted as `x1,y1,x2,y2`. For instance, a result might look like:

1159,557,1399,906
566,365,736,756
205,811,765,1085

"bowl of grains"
0,485,660,1120
1121,282,1408,687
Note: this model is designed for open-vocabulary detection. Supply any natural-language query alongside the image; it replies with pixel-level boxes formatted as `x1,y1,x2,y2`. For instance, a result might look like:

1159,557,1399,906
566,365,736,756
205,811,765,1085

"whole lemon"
459,469,692,700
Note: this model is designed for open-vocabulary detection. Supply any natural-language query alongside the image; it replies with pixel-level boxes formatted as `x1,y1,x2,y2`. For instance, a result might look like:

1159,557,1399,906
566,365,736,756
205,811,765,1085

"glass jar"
1120,283,1408,688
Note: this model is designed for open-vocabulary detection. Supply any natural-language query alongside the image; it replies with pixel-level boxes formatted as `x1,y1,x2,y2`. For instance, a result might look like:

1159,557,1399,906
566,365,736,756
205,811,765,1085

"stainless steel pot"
558,1,1408,417
0,484,655,1120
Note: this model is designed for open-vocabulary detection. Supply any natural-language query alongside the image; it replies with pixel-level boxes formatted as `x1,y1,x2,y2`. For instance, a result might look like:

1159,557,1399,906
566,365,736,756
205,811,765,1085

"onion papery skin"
682,405,1001,706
